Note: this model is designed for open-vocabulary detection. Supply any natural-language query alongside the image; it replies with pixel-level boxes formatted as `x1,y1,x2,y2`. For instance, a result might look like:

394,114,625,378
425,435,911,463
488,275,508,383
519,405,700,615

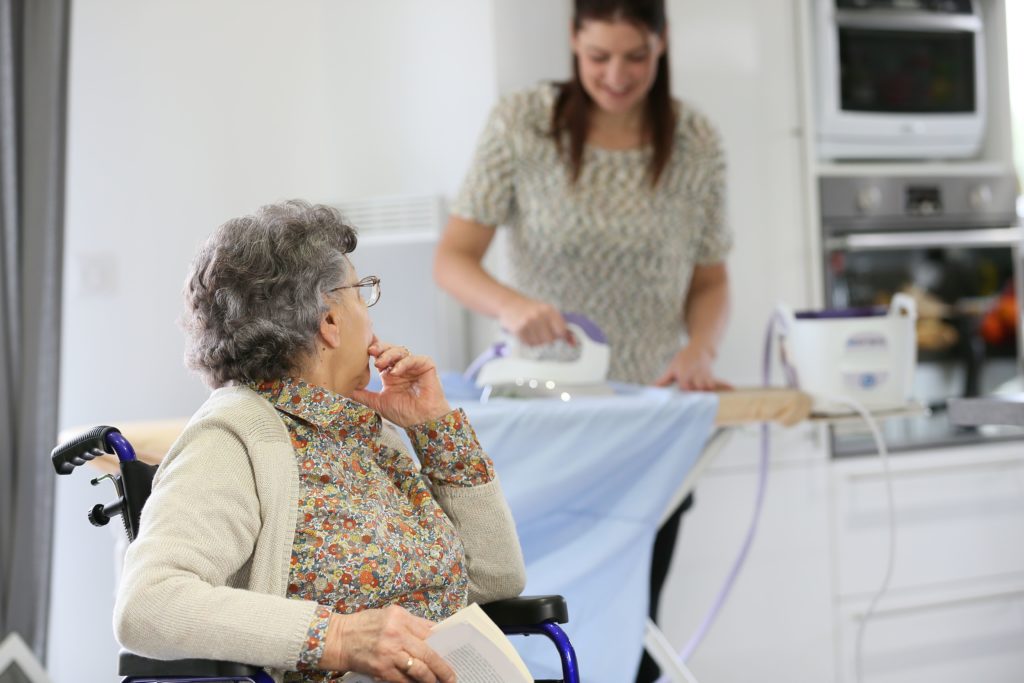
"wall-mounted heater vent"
331,195,467,373
335,195,448,239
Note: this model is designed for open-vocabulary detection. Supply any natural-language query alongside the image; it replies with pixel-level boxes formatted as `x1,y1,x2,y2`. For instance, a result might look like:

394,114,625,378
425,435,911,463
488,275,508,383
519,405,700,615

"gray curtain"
0,0,69,665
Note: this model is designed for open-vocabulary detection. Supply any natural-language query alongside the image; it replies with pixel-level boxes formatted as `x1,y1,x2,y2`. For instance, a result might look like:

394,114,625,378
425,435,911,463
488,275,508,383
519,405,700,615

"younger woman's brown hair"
552,0,675,187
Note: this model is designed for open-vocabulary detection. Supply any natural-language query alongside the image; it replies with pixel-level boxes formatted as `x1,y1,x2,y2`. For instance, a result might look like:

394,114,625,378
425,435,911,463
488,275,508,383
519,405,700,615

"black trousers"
633,492,695,683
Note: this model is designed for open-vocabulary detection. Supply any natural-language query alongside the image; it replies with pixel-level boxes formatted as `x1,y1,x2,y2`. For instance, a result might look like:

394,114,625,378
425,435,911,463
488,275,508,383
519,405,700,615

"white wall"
58,0,498,430
51,2,498,679
492,0,572,95
668,0,812,384
468,0,574,357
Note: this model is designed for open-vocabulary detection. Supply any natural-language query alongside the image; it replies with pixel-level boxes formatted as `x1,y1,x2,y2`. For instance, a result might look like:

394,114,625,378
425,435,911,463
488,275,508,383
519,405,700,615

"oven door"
814,0,986,159
834,10,981,116
824,226,1024,456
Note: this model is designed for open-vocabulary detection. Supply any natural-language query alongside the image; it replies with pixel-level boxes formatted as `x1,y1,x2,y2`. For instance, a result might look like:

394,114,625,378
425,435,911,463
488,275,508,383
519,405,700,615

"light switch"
76,252,118,297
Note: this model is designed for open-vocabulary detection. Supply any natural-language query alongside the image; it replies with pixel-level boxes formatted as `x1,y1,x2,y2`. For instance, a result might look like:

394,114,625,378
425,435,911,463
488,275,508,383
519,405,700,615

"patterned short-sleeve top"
249,379,494,682
451,83,732,384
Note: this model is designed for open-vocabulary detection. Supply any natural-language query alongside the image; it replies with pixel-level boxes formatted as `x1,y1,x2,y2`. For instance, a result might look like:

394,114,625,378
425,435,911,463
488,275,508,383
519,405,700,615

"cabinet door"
660,427,834,683
705,423,829,472
836,580,1024,683
832,445,1024,597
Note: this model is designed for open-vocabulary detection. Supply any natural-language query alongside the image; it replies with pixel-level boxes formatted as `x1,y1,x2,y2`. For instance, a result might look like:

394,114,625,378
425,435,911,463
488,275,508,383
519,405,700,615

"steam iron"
468,313,613,400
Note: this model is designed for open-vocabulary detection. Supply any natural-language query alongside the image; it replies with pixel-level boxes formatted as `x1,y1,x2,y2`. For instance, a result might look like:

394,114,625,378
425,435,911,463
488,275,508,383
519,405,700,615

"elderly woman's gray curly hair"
182,200,358,388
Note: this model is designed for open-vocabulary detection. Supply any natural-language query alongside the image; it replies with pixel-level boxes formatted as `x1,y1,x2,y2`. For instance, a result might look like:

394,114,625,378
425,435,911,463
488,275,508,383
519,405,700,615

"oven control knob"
969,184,993,210
856,186,882,213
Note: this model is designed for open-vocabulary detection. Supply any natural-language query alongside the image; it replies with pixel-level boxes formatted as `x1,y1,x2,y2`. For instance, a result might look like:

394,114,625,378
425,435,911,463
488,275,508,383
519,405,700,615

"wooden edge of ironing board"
63,389,813,477
713,388,812,428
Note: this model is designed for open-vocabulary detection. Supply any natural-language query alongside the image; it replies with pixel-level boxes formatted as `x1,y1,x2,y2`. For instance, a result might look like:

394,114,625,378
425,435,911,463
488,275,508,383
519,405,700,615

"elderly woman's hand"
350,340,453,428
319,605,456,683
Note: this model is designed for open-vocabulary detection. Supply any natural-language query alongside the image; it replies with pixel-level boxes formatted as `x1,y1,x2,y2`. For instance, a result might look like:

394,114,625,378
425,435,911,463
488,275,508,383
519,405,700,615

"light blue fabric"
441,375,719,682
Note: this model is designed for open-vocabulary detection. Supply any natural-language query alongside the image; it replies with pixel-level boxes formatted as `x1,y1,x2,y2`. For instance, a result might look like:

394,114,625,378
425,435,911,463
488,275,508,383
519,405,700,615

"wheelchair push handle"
51,425,155,542
51,425,136,475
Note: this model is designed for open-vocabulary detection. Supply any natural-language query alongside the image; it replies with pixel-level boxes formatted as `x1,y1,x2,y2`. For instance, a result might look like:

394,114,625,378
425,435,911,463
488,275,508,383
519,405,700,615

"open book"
339,603,531,683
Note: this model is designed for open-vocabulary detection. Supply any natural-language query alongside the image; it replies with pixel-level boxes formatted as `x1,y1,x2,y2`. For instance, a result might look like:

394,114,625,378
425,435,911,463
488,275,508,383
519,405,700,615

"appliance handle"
846,587,1024,621
834,10,982,32
826,227,1022,252
845,456,1024,482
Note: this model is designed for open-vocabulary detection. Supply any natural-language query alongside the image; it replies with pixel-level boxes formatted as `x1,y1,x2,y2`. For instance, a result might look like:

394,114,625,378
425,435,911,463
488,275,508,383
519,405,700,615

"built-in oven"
820,172,1023,455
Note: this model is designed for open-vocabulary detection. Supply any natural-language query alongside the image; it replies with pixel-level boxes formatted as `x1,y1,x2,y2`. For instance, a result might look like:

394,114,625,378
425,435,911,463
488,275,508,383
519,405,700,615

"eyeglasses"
330,275,381,307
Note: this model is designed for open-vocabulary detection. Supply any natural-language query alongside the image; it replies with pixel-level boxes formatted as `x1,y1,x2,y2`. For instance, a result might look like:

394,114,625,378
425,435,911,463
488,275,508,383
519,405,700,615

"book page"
339,604,531,683
428,622,530,683
435,603,530,679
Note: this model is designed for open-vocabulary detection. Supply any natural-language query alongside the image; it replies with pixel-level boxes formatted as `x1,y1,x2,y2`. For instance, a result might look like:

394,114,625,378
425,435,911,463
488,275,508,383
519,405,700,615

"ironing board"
75,385,810,682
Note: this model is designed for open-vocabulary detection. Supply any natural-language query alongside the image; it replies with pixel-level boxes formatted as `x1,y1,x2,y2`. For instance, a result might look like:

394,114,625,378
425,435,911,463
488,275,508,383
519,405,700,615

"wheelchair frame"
53,426,580,683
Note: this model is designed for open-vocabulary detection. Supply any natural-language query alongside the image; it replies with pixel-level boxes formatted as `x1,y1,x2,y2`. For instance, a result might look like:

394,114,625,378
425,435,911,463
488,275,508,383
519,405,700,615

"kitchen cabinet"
831,446,1024,598
831,441,1024,682
663,432,1024,683
835,576,1024,683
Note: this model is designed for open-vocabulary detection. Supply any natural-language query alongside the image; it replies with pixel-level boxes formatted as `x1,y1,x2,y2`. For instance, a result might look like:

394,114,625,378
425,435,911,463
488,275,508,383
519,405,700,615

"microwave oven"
814,0,986,160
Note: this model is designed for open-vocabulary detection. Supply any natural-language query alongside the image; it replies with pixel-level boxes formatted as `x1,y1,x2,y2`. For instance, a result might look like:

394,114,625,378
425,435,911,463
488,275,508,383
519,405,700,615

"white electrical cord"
814,394,896,683
772,308,898,683
654,310,898,682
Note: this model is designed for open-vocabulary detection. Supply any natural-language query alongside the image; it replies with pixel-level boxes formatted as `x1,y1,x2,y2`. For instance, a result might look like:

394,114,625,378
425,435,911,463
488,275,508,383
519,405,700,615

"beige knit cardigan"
113,385,525,681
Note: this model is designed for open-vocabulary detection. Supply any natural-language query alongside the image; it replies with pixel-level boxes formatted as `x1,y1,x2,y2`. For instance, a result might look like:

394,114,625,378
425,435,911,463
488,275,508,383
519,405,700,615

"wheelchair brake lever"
90,473,114,487
91,472,125,498
88,474,126,527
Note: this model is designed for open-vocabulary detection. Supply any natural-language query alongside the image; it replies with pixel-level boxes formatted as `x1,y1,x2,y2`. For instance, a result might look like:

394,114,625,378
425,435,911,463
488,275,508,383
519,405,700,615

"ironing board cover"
442,375,719,682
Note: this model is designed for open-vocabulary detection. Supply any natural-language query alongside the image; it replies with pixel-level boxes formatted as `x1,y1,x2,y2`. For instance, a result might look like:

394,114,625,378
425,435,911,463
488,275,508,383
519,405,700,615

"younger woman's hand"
319,605,455,683
349,339,452,428
498,296,570,346
654,343,733,391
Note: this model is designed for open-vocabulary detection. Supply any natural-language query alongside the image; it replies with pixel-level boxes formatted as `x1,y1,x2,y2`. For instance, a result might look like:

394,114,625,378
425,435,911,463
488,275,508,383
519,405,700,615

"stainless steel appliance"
814,0,987,160
820,172,1023,455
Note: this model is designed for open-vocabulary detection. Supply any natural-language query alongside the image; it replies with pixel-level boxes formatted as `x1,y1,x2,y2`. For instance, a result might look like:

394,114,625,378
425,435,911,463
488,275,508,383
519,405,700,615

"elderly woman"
114,200,526,683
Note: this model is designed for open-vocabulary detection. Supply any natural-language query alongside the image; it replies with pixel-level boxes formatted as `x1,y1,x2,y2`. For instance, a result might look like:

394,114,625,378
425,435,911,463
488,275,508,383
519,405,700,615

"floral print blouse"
248,379,495,681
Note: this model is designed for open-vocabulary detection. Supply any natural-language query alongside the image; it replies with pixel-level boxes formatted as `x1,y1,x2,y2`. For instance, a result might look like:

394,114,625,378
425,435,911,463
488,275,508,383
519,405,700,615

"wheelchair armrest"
119,649,262,677
481,594,568,626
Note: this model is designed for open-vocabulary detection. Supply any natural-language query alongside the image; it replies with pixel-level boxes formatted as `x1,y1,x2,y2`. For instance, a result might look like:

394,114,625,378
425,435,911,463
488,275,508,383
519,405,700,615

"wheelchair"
53,425,580,683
